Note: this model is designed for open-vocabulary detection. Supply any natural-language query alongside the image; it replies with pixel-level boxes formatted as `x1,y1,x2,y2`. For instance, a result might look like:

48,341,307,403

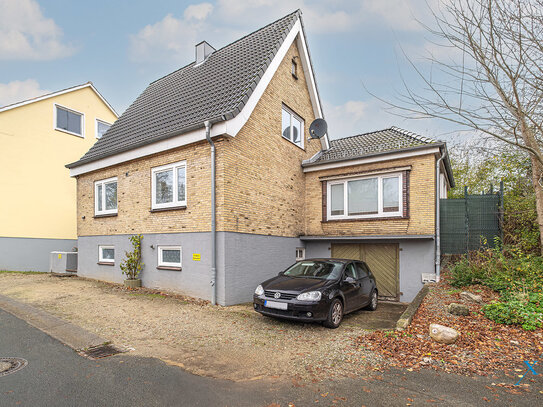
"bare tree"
378,0,543,253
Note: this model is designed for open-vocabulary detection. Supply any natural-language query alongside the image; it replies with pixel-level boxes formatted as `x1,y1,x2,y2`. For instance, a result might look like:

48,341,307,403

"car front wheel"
324,298,343,329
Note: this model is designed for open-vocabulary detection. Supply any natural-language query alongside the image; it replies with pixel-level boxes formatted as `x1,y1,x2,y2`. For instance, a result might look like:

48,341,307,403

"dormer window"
291,58,298,79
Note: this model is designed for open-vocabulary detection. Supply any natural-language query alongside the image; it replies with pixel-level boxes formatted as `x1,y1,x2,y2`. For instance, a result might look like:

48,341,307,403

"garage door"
331,243,399,300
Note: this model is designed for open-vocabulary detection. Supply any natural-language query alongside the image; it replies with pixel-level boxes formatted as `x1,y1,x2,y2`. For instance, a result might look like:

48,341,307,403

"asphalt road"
1,308,541,406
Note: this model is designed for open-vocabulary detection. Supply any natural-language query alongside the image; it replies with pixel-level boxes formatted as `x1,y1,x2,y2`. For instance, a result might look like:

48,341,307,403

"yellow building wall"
0,87,117,239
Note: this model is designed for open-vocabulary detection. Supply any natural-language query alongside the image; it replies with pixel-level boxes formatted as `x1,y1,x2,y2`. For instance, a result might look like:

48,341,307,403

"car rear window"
283,261,343,280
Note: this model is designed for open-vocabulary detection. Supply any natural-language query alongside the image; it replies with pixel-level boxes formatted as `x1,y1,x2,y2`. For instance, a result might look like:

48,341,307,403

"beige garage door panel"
331,243,399,299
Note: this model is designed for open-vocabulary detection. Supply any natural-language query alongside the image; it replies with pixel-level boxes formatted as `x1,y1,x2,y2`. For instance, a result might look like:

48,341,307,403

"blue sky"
0,0,462,142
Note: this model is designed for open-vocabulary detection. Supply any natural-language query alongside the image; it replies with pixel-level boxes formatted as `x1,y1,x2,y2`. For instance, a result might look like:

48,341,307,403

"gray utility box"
50,252,77,274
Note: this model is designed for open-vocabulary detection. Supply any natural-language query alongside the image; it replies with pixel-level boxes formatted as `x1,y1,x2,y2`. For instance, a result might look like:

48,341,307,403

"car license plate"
264,300,288,310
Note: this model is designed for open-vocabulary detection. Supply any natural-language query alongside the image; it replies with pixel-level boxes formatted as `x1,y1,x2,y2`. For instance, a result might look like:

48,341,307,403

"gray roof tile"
305,127,441,165
68,10,301,168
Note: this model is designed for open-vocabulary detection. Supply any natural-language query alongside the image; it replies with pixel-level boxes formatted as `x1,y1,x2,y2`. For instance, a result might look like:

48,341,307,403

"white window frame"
327,172,403,220
151,160,187,210
54,103,85,138
295,247,305,261
95,118,112,139
94,176,118,216
158,246,182,268
98,245,115,264
281,105,304,149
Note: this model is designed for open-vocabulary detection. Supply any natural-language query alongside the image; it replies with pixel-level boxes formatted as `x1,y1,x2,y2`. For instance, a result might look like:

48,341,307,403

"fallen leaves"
356,277,543,376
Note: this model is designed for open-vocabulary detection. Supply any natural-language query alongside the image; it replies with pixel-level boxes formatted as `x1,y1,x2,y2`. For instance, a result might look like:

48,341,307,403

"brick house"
67,11,453,305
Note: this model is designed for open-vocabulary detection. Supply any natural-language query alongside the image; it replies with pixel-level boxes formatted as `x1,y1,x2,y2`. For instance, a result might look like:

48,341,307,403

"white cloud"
130,3,215,63
0,0,75,60
324,100,369,139
184,3,214,20
0,79,49,107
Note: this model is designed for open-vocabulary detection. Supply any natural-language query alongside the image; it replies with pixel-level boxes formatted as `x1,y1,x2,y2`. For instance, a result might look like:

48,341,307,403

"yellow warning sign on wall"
192,253,201,261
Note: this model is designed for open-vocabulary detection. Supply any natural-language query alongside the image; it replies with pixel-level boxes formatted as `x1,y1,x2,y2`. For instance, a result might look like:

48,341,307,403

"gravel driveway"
0,273,382,382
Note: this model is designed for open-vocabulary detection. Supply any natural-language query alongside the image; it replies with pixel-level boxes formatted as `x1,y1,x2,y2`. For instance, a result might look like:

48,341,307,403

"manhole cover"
0,358,27,377
80,344,125,360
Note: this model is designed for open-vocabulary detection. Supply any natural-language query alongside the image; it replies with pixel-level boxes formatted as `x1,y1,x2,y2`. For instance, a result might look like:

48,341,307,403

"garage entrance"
331,243,399,300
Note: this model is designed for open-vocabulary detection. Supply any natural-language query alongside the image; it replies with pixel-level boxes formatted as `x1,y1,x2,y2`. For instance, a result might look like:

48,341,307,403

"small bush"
120,234,144,280
483,292,543,331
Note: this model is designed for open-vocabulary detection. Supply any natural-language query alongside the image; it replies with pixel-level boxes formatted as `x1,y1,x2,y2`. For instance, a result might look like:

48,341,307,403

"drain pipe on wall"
205,120,217,305
435,148,447,282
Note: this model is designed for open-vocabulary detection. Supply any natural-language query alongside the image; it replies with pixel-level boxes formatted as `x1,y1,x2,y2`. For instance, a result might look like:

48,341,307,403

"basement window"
158,246,182,269
95,177,118,216
296,247,305,261
281,105,304,149
328,173,403,219
98,246,115,264
151,161,186,210
55,104,84,137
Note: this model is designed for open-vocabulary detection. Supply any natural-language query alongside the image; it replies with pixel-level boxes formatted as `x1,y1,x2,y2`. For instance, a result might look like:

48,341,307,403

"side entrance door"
331,243,399,300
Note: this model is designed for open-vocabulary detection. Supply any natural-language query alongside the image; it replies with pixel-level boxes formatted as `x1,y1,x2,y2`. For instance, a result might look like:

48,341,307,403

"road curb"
0,294,107,351
396,285,430,330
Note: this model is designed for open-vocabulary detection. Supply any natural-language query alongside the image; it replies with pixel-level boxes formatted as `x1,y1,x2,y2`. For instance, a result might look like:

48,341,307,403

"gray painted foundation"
304,238,435,302
0,237,77,273
77,232,302,306
77,232,434,305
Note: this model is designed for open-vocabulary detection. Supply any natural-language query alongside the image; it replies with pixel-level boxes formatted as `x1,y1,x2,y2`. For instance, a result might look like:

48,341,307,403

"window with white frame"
281,105,304,148
98,245,115,264
328,173,403,219
95,177,118,216
96,119,112,139
55,104,84,137
158,246,182,268
295,247,305,261
151,161,186,210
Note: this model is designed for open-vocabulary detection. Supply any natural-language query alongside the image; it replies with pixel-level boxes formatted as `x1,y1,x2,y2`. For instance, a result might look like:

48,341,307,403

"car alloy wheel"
366,290,378,311
324,298,343,328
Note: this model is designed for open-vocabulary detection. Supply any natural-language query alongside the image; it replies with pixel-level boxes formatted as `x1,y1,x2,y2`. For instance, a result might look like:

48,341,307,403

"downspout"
205,121,217,305
435,148,447,282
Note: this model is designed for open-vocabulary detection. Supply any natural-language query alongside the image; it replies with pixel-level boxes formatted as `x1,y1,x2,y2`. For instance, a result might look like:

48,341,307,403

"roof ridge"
390,126,436,144
329,127,398,143
149,10,300,86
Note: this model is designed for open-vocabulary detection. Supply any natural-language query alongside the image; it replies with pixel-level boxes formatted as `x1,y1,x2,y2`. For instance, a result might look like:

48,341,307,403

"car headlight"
254,285,264,296
296,291,322,301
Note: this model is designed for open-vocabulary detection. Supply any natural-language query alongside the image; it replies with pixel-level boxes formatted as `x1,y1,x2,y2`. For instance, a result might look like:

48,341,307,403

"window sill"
323,216,409,223
97,262,114,266
150,206,186,213
281,135,305,151
94,213,118,218
157,266,182,271
55,127,84,138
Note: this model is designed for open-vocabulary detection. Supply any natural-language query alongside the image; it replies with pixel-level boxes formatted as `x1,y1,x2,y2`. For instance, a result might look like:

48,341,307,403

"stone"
422,357,433,364
460,291,483,304
429,323,459,344
448,303,470,316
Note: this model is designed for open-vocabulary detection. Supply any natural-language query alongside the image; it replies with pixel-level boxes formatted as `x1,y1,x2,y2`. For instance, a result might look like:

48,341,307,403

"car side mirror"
344,276,355,283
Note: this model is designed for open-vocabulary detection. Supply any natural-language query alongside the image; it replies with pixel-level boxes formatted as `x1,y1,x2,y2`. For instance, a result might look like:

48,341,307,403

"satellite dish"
309,118,327,139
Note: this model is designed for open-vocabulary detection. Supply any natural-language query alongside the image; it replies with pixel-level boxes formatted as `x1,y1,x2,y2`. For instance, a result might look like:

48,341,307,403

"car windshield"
282,261,343,280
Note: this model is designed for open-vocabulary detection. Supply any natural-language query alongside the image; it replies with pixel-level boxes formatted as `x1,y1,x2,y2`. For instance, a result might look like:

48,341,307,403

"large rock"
429,323,459,344
448,303,470,316
460,291,483,304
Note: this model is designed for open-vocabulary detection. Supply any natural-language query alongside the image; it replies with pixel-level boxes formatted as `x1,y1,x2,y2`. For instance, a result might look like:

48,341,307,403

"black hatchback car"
253,258,378,328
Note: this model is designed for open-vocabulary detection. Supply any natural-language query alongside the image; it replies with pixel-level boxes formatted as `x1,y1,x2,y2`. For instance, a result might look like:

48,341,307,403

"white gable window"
281,105,304,148
158,246,182,269
95,177,118,216
96,119,112,139
151,161,186,210
328,173,403,219
55,104,84,137
98,245,115,264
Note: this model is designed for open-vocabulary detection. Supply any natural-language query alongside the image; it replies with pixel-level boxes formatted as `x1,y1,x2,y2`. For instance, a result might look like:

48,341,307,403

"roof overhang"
0,82,118,117
68,16,327,177
300,235,435,241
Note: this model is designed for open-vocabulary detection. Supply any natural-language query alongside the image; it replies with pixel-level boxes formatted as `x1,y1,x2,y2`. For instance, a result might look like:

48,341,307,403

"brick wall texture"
77,41,321,237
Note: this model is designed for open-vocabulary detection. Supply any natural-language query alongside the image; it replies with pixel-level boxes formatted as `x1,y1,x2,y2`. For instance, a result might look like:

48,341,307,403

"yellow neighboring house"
0,82,118,272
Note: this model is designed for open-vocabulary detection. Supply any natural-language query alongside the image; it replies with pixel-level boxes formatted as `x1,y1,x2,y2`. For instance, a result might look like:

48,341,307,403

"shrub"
120,234,144,280
483,292,543,331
